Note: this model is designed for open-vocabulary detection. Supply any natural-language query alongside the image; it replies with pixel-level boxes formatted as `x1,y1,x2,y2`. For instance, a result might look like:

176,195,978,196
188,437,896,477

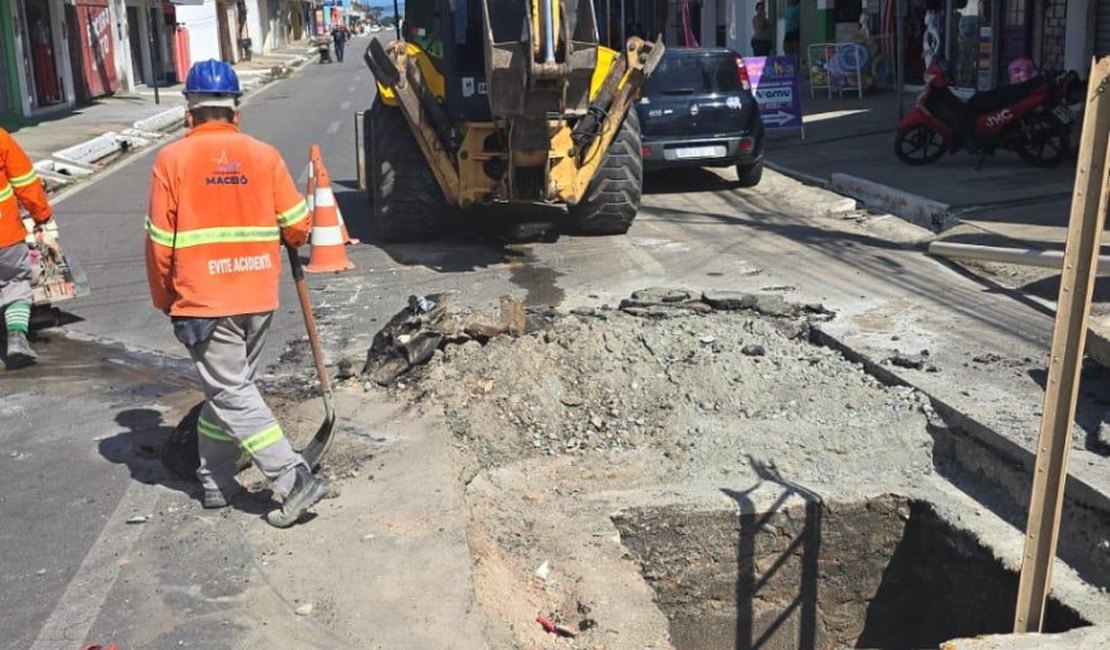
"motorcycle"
894,59,1083,168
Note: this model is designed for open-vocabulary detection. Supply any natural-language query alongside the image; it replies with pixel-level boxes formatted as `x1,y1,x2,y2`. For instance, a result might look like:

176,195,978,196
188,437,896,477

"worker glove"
172,317,219,349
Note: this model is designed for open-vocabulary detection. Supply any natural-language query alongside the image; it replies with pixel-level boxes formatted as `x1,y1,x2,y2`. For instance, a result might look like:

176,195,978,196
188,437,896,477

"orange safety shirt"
144,122,310,317
0,127,52,248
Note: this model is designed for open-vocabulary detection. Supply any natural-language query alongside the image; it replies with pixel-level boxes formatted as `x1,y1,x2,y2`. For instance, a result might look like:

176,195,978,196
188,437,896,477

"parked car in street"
635,47,765,187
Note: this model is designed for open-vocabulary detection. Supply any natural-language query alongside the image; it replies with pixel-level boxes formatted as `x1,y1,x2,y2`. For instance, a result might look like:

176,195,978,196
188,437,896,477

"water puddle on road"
0,333,198,408
506,245,565,307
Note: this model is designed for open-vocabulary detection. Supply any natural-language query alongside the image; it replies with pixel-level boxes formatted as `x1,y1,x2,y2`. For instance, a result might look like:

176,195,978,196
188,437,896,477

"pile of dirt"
397,288,931,479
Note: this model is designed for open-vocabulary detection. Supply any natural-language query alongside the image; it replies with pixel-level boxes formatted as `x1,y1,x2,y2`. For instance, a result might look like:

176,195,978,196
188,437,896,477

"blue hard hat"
183,59,242,96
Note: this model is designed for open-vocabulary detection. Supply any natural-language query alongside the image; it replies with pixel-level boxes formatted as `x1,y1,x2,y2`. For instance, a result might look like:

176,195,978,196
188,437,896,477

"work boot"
5,331,37,370
265,467,329,528
206,483,245,508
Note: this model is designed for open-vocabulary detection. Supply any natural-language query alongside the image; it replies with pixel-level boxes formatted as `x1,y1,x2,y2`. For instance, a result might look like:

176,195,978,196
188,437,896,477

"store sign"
745,56,803,130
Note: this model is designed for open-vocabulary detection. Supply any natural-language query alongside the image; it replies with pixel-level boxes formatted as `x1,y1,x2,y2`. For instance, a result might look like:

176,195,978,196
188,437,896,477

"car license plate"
673,145,727,160
1052,105,1074,124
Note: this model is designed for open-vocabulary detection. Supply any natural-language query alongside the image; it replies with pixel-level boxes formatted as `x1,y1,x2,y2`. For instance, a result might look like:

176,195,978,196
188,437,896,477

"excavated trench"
361,289,1105,648
614,495,1088,650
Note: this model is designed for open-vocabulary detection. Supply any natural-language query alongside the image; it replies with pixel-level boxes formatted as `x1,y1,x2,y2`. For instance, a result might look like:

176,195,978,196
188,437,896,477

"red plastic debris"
536,615,577,638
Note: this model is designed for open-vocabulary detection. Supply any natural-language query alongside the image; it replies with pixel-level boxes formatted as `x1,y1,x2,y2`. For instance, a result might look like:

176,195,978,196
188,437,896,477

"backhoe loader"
362,0,663,241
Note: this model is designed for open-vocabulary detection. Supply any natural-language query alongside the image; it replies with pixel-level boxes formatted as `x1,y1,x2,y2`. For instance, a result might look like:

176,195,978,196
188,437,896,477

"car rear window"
646,54,740,94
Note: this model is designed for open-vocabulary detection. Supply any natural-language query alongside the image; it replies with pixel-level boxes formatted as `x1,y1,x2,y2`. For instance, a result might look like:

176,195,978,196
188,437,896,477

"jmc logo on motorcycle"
985,108,1014,128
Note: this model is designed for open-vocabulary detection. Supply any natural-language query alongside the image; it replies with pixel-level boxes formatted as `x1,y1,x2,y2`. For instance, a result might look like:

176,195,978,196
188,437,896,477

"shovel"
285,244,337,469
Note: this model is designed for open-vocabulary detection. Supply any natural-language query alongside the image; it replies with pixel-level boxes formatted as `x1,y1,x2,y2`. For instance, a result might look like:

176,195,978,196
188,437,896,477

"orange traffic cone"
306,163,355,273
308,144,359,245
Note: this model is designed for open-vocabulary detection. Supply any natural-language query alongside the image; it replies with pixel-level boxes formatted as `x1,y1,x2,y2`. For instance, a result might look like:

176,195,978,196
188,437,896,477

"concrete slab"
942,626,1110,650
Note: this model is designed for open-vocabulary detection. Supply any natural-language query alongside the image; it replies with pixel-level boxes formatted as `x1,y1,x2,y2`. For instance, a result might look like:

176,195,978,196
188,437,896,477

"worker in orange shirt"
144,60,328,527
0,128,53,370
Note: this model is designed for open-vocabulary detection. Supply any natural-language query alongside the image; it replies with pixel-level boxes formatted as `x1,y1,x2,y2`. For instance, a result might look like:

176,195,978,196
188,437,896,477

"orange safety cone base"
305,258,355,273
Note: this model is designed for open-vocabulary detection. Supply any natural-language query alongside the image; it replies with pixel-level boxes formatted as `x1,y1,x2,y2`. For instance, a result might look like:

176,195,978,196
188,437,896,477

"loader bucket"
482,0,529,117
481,0,598,118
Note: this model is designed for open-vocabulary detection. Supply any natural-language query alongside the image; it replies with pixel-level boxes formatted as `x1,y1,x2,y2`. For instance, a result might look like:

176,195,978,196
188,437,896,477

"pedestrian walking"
0,128,52,370
331,22,350,63
751,2,772,57
144,60,328,528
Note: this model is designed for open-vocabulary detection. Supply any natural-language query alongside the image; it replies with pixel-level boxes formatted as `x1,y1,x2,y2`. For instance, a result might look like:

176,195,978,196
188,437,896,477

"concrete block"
31,161,74,189
132,106,185,133
941,626,1110,650
53,132,122,166
830,172,956,232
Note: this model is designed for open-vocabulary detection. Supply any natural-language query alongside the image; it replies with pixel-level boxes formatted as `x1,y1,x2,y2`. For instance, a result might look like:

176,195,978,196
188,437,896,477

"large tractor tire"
368,99,448,242
567,109,643,236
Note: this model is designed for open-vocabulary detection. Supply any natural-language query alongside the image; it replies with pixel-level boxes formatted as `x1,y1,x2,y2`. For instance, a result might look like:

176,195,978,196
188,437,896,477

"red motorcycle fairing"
898,99,954,149
973,86,1049,137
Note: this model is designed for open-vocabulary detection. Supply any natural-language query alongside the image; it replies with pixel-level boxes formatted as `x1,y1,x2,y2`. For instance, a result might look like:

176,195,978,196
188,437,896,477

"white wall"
246,0,269,55
176,0,222,64
49,0,76,111
108,0,136,93
1065,0,1092,77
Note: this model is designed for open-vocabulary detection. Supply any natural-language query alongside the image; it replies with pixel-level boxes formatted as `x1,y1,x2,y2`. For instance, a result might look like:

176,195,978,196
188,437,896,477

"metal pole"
896,0,904,119
393,0,400,39
1014,56,1110,633
145,0,160,105
541,0,556,62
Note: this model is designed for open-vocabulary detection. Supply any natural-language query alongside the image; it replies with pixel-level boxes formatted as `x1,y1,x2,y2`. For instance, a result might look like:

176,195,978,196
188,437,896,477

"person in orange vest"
0,128,53,369
144,60,328,527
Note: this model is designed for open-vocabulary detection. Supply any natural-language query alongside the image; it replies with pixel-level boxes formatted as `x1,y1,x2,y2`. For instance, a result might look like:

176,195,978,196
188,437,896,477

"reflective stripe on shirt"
145,216,280,249
9,169,39,188
0,183,13,202
277,200,310,227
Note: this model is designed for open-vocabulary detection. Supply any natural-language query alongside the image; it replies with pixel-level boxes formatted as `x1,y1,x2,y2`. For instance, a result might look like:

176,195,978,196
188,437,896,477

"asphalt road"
0,33,1098,648
0,38,378,649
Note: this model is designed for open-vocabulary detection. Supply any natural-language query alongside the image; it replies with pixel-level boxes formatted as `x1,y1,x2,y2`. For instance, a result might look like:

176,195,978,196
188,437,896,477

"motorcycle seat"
965,76,1047,115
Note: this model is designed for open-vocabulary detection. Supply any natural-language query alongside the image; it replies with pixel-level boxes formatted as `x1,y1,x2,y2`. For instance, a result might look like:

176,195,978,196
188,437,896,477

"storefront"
124,0,182,87
23,0,65,107
9,0,76,115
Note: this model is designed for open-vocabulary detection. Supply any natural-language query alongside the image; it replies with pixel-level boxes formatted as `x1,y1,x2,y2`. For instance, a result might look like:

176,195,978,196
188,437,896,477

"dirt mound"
402,290,931,482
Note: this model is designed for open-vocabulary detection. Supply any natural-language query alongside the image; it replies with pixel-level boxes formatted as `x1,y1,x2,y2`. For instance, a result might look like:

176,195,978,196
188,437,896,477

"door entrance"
19,0,65,108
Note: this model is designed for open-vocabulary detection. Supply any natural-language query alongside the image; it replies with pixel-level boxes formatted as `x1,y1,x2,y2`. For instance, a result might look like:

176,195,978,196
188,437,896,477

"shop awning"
168,0,205,5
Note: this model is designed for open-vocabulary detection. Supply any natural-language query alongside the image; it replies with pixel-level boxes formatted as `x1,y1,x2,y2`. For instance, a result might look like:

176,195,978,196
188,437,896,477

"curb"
133,106,185,133
829,172,958,232
764,160,830,189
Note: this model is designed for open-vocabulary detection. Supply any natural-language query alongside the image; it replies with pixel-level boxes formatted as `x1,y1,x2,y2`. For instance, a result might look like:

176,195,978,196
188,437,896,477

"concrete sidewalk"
1,44,317,183
766,90,1081,249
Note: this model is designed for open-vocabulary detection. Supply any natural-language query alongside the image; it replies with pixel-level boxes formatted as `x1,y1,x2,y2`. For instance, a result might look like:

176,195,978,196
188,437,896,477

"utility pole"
1014,56,1110,633
144,0,161,104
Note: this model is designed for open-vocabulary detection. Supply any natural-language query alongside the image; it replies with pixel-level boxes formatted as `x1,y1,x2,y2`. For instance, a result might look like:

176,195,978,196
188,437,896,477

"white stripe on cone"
314,187,337,207
310,224,345,246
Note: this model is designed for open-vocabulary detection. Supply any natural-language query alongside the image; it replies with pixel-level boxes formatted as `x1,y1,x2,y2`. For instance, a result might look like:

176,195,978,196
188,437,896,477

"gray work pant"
186,313,306,497
0,244,32,309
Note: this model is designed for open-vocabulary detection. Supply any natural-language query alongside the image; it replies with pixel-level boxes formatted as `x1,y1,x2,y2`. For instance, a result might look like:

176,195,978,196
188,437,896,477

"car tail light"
739,138,754,152
642,145,652,156
736,57,752,92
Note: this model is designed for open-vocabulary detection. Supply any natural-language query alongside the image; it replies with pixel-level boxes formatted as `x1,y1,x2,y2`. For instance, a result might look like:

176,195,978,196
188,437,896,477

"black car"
635,47,765,187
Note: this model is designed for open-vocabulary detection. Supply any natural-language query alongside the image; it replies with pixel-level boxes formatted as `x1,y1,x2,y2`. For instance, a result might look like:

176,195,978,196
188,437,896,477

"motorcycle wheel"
1016,115,1070,167
894,124,947,165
